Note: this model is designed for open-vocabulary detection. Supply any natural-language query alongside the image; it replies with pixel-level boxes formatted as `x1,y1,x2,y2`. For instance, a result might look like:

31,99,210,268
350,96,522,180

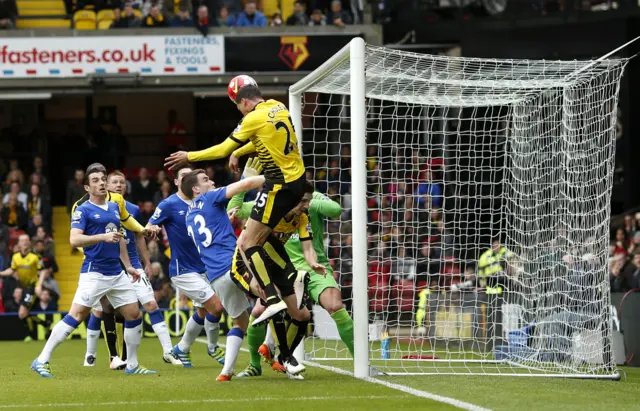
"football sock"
124,318,143,370
271,311,292,360
247,317,266,369
178,312,204,352
102,312,119,359
221,327,244,375
38,315,80,363
245,246,282,306
115,313,127,360
149,310,172,354
204,313,221,351
265,320,275,347
286,318,309,356
86,313,102,356
331,309,355,356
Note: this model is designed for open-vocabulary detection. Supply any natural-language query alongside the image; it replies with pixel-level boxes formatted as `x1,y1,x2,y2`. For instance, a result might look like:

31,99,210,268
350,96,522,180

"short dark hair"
180,169,206,199
173,163,194,179
34,239,44,245
85,163,106,185
491,235,501,244
235,85,262,104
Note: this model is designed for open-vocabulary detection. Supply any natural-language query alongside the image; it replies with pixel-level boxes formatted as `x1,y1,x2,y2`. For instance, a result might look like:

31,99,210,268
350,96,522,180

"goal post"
289,37,629,380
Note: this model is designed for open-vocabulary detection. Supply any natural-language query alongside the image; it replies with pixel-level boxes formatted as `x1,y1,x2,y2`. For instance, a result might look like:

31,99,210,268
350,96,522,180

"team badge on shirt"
72,211,82,221
152,207,162,220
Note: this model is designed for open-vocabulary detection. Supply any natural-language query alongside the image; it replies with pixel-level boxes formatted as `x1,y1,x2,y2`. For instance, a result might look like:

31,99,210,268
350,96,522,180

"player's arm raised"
225,175,265,199
311,191,342,218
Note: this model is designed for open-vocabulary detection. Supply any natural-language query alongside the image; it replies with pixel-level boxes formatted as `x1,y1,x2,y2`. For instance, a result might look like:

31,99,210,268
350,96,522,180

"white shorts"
73,271,138,310
171,272,214,306
211,272,249,319
130,268,155,306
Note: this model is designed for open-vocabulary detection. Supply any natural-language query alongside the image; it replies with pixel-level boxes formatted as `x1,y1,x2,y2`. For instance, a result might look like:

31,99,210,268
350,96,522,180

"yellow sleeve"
298,213,312,241
187,138,244,162
232,141,256,158
111,193,144,233
10,254,17,270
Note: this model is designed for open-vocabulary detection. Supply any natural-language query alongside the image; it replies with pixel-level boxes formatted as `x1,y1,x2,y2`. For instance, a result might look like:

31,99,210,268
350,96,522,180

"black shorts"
20,287,36,309
230,245,295,298
250,174,307,229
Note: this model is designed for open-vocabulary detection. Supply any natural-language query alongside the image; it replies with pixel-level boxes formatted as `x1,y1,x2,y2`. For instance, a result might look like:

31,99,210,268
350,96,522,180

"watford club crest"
278,36,310,71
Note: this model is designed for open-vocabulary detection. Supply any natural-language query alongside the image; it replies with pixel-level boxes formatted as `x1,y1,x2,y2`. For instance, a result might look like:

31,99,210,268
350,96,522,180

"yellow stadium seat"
98,19,112,29
280,0,295,22
97,9,115,22
16,18,71,28
73,10,96,29
261,0,278,19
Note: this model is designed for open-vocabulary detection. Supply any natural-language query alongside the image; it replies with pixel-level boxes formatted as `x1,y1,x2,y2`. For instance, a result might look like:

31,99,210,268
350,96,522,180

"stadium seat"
133,9,141,18
97,9,115,27
261,0,278,20
73,9,97,29
280,0,295,22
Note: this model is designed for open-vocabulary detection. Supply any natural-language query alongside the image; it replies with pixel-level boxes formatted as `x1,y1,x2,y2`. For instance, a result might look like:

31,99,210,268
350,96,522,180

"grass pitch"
1,338,638,411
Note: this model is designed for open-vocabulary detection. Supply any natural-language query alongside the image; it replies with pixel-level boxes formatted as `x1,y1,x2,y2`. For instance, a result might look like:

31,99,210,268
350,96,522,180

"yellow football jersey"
11,252,42,288
232,100,305,184
271,211,311,244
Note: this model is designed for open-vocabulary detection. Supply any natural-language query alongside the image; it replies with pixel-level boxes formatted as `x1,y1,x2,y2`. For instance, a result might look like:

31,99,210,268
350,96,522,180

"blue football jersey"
149,193,205,277
71,201,123,276
186,187,236,282
123,201,143,270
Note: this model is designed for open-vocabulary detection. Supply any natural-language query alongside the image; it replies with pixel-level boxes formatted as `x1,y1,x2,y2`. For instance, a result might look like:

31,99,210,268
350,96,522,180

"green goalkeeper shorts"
307,271,339,304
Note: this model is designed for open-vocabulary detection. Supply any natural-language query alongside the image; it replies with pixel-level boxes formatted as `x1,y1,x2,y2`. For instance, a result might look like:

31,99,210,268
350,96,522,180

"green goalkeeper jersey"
228,190,342,275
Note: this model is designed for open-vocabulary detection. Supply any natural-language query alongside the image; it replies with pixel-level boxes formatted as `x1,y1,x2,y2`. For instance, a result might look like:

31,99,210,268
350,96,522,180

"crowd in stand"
0,157,59,314
609,213,640,292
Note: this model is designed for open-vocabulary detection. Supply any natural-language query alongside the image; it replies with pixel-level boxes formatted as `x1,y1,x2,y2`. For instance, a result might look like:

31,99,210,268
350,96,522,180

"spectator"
309,9,326,26
170,3,193,26
287,1,309,25
30,173,50,201
216,6,234,27
0,0,17,29
33,226,55,256
66,169,85,215
33,288,57,312
165,109,187,155
130,168,155,204
111,3,142,27
234,0,266,27
623,214,637,238
34,239,58,280
153,179,172,205
27,184,52,228
326,0,351,26
148,239,169,275
141,0,165,16
269,10,282,26
613,227,629,254
2,193,27,230
3,159,24,189
149,261,166,291
416,169,442,209
27,213,43,238
4,287,22,312
143,5,168,26
140,201,155,226
29,157,47,186
196,5,215,34
0,213,8,261
155,170,167,188
154,281,173,308
3,181,28,210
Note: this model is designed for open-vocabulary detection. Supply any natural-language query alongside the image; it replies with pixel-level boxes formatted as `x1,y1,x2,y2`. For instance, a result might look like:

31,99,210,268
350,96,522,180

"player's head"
228,75,258,103
491,235,501,253
107,170,127,195
17,234,30,252
84,164,107,197
173,163,194,193
234,84,263,116
180,169,213,200
290,181,314,216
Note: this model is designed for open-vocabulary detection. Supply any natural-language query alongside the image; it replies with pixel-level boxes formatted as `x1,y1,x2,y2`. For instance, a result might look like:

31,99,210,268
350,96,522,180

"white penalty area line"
0,395,409,409
194,338,492,411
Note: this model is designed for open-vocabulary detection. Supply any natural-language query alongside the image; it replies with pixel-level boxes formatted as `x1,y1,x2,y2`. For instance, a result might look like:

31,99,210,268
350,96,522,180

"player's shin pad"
271,311,292,360
245,245,281,305
286,318,308,355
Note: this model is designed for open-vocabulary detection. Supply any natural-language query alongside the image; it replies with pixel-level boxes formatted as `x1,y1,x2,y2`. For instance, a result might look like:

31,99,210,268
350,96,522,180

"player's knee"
197,307,207,319
92,310,103,319
144,300,159,312
207,296,223,316
324,300,345,315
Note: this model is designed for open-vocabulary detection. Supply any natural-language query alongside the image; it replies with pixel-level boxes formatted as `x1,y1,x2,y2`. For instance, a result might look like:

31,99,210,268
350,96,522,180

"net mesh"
298,44,628,377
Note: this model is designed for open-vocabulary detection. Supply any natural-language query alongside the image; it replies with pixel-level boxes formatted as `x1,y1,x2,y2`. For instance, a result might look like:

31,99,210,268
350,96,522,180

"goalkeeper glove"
242,157,263,180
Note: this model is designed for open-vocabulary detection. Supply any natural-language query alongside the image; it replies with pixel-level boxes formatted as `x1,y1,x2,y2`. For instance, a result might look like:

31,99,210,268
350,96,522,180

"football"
228,75,258,103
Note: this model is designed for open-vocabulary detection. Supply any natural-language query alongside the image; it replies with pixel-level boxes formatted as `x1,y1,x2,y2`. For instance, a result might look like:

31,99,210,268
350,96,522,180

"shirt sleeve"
209,187,228,205
115,194,143,233
10,254,17,270
71,208,87,231
298,213,312,241
149,201,170,226
36,256,43,271
311,191,342,218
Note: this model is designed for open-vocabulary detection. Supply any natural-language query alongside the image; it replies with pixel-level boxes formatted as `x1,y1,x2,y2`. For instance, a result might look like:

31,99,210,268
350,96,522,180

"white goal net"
289,38,628,379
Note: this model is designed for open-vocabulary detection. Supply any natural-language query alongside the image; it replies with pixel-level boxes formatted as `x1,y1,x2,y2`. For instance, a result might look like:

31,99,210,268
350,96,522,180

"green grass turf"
2,337,638,411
